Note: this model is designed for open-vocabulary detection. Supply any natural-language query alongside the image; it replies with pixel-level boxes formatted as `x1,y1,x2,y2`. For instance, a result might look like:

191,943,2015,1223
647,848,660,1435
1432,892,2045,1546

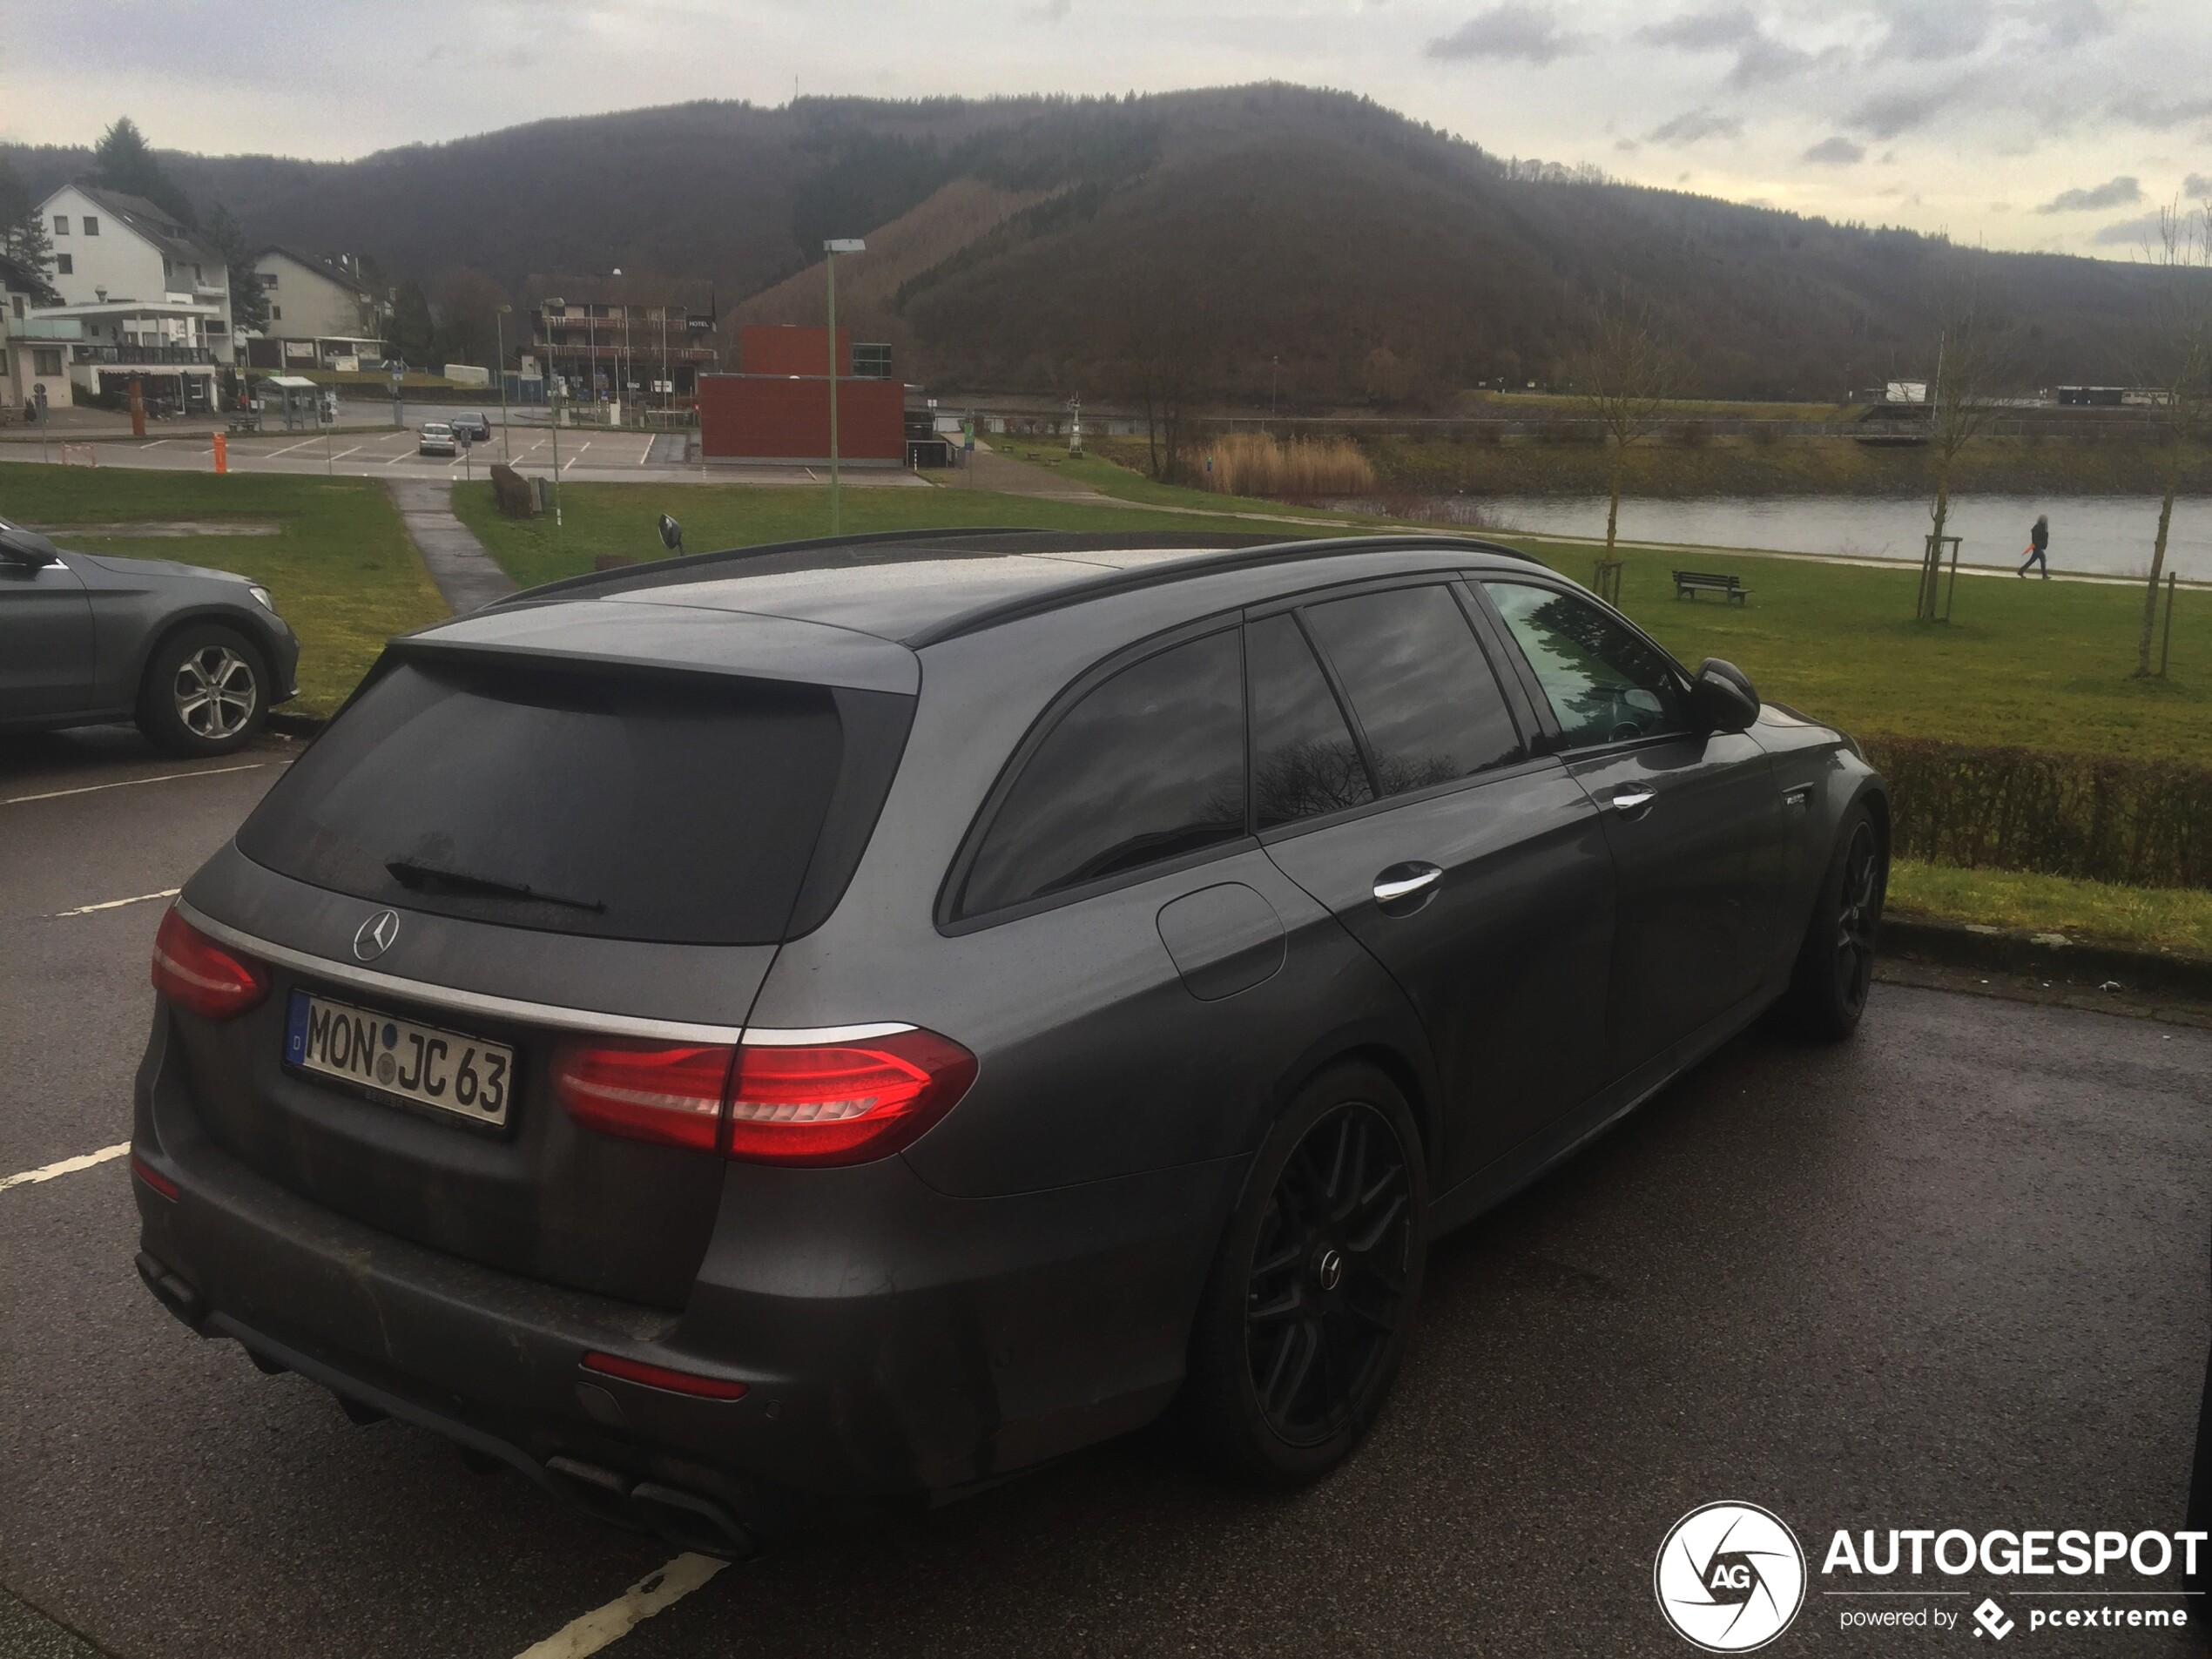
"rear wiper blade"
385,859,606,914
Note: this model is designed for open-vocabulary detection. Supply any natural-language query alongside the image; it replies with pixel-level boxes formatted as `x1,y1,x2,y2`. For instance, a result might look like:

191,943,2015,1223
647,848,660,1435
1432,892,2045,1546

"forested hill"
4,85,2163,404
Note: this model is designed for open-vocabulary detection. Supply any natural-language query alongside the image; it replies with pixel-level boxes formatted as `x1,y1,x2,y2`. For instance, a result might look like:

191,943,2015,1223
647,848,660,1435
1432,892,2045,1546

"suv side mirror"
1689,658,1759,732
657,514,684,554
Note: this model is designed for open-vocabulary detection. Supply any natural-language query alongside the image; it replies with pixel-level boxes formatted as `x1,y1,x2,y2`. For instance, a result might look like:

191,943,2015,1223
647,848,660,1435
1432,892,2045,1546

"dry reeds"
1201,434,1377,498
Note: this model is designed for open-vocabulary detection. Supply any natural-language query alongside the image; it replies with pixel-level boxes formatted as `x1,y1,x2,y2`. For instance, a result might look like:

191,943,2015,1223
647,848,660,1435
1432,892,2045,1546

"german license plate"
285,990,513,1127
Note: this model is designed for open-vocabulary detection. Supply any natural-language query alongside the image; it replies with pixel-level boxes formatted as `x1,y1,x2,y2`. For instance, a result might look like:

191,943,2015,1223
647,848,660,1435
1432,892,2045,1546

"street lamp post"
822,238,865,536
495,304,513,463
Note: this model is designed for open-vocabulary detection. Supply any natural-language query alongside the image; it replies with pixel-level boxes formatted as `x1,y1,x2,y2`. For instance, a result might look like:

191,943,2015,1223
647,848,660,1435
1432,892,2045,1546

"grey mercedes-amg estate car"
132,529,1887,1554
0,517,300,754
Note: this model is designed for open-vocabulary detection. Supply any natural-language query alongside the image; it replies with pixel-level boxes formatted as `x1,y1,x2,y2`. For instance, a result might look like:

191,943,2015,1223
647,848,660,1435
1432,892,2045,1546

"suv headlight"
247,583,276,614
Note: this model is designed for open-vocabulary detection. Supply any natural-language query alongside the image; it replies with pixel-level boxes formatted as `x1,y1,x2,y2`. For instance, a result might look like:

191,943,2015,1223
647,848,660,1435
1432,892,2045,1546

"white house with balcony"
34,298,226,415
38,183,233,365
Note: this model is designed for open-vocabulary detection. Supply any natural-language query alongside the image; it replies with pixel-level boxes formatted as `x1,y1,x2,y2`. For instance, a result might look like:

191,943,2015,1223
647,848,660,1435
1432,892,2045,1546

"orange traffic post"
212,432,228,474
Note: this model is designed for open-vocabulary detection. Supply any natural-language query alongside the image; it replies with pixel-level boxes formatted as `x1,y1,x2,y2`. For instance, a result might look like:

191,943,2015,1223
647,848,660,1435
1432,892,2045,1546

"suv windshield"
237,657,913,944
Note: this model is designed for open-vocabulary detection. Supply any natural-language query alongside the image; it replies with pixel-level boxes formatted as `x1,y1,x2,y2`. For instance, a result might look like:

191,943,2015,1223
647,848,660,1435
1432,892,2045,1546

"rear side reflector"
555,1028,976,1167
581,1351,748,1400
131,1154,179,1201
151,907,268,1021
551,1039,734,1152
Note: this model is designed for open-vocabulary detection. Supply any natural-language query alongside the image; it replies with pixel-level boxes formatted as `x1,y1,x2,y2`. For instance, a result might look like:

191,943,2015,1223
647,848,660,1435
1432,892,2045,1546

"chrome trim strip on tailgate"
174,900,914,1049
178,900,743,1043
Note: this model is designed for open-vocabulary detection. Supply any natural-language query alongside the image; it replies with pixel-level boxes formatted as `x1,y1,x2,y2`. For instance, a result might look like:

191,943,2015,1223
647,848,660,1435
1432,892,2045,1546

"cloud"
1876,1,1991,62
2036,175,2141,212
2107,95,2212,132
2092,211,2166,246
1846,87,1946,140
1803,136,1866,165
2026,0,2111,49
1648,107,1743,144
2188,173,2212,199
1426,5,1588,64
1636,6,1817,88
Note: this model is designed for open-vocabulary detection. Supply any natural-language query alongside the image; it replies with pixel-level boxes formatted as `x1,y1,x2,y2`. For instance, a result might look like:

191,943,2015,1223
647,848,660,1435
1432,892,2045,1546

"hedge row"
1865,737,2212,892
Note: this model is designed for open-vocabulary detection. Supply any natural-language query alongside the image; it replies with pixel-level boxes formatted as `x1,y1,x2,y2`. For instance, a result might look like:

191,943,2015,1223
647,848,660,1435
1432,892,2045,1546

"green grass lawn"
1887,860,2212,958
0,465,446,715
449,476,1371,591
1490,534,2209,766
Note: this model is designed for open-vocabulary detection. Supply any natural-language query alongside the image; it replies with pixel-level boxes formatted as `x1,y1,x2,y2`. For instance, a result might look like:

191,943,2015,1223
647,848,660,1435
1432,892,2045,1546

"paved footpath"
385,480,518,614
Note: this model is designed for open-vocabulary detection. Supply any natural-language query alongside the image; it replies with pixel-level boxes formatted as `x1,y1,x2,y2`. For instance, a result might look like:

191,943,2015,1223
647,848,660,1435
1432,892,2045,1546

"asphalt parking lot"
0,415,934,490
2,728,2206,1657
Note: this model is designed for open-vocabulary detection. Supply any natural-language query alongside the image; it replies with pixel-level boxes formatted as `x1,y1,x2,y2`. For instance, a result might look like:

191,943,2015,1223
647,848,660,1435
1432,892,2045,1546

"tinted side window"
1301,585,1522,796
1483,582,1690,749
1247,613,1375,830
961,631,1246,915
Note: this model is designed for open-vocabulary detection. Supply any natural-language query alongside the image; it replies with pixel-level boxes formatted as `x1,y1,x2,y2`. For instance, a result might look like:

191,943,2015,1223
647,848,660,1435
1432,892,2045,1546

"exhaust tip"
631,1481,755,1560
134,1251,206,1332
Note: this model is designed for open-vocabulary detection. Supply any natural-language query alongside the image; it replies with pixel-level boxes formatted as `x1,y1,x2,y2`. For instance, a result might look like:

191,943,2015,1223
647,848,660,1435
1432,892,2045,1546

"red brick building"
698,326,904,464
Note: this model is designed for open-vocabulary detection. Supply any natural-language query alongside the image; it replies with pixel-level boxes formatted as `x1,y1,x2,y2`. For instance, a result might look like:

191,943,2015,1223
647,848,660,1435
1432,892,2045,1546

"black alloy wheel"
1184,1064,1427,1487
1245,1103,1416,1447
1833,819,1881,1021
1779,805,1885,1041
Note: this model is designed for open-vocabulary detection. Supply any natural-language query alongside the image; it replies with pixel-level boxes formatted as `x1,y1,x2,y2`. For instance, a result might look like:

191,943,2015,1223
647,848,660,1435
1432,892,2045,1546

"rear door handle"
1372,862,1443,913
1608,785,1658,817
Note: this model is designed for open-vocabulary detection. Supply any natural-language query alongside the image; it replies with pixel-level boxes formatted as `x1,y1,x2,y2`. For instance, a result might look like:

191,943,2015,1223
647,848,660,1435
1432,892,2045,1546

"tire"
137,624,267,757
1777,806,1885,1041
1183,1063,1427,1488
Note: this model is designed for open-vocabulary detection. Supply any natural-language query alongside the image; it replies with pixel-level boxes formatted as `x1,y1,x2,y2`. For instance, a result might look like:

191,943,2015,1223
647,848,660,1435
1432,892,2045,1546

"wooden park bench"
1672,569,1749,604
226,414,260,435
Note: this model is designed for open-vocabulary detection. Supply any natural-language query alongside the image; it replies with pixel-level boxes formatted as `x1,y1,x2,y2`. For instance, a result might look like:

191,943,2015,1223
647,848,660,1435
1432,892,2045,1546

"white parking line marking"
513,1554,728,1659
4,761,266,805
264,437,320,459
332,444,362,460
563,442,591,474
53,887,180,918
0,1143,130,1195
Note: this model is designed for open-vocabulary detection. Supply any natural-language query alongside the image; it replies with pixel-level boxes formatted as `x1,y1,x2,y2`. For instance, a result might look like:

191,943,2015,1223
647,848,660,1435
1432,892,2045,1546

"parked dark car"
0,518,300,755
449,411,492,444
132,530,1887,1554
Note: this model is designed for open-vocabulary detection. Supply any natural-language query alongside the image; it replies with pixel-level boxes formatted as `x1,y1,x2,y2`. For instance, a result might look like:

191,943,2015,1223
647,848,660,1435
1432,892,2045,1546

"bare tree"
2128,198,2212,677
1571,291,1678,553
1915,281,2002,621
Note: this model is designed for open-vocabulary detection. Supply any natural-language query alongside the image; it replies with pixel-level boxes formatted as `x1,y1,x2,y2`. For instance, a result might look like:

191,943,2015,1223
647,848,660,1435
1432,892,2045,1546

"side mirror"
0,527,59,569
1689,658,1759,732
657,514,684,554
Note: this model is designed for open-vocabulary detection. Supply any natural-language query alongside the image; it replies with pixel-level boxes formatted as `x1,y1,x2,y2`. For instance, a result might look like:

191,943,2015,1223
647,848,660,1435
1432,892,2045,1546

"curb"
266,711,327,740
1881,914,2212,1001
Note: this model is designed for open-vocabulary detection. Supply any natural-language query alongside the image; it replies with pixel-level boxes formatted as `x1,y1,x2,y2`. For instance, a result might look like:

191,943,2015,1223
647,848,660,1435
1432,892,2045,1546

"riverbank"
1088,433,2212,500
1366,433,2212,499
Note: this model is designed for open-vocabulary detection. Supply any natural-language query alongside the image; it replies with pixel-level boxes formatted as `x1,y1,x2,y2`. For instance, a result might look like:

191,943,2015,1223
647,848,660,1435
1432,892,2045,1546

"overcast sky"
6,0,2207,259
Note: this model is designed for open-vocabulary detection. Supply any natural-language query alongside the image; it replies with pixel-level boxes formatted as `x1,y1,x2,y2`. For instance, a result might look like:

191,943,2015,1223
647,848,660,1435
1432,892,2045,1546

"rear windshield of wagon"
236,657,914,945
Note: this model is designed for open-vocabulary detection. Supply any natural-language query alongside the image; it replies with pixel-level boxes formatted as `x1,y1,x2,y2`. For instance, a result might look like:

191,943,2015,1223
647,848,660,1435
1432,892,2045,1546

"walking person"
2018,513,2050,578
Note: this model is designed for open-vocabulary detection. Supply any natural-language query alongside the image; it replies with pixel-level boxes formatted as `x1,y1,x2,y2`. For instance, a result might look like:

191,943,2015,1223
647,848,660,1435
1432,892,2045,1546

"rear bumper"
132,1007,1240,1519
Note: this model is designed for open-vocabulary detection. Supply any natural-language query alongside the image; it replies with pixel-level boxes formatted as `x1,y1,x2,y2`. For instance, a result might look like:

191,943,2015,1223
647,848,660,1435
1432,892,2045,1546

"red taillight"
151,907,267,1021
725,1030,977,1167
551,1038,734,1151
554,1028,975,1167
581,1350,748,1400
131,1154,179,1201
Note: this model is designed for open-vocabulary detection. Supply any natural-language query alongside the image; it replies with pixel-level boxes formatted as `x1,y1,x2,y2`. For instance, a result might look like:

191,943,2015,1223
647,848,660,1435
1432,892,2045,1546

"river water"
1339,495,2212,581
